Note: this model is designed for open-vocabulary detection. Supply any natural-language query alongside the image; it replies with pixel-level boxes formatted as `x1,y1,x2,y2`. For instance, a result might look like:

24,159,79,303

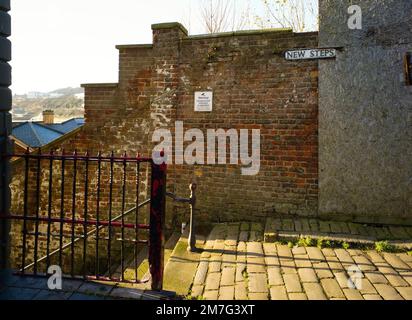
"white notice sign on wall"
195,91,213,112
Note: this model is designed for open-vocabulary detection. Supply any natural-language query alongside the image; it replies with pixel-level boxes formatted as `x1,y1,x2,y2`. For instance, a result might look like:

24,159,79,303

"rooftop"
11,118,85,148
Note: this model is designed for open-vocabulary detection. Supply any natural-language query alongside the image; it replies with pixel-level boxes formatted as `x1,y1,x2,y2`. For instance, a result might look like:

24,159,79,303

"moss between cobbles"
278,237,411,254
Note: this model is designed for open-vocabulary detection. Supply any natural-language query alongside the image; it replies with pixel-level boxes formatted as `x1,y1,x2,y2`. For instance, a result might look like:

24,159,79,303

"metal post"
149,160,167,291
187,183,197,252
0,0,12,274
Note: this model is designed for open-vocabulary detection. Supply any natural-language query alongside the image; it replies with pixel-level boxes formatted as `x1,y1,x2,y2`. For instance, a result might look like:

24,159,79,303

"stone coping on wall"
151,22,189,35
80,83,119,88
115,44,153,50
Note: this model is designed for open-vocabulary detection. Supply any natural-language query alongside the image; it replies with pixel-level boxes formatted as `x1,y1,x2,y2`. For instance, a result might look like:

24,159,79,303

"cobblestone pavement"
0,271,171,300
190,223,412,300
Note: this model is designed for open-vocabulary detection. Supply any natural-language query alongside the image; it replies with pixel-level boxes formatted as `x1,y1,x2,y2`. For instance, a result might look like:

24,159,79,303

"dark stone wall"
318,0,412,224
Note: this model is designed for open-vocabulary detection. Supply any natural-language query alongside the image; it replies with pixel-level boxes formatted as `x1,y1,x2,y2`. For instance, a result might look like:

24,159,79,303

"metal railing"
0,149,167,291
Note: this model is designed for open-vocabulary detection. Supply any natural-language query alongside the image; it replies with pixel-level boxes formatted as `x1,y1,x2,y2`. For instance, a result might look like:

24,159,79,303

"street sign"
285,48,336,61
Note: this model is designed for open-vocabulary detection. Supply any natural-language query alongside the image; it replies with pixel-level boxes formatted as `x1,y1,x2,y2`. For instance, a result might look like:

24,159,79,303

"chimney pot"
43,110,54,124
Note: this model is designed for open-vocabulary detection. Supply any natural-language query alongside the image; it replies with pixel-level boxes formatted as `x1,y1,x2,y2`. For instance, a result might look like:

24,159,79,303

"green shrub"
342,242,350,250
317,238,325,249
375,241,394,253
297,237,314,247
288,241,294,249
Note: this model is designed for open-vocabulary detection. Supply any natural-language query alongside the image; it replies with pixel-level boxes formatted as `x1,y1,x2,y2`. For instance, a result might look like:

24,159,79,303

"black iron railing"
0,149,167,291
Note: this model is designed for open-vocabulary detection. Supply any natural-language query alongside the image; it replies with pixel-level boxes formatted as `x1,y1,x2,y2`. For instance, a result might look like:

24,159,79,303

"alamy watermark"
47,265,63,290
348,5,362,30
152,121,261,176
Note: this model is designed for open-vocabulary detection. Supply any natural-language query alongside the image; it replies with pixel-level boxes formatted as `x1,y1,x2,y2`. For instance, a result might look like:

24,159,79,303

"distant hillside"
49,87,84,95
12,87,84,122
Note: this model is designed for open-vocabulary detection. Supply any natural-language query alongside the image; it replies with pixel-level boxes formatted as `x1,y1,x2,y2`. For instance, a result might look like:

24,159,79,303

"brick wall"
10,23,319,261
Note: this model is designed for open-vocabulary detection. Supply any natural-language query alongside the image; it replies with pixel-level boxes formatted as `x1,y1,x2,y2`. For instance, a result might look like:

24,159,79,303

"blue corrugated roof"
47,118,85,134
12,118,84,148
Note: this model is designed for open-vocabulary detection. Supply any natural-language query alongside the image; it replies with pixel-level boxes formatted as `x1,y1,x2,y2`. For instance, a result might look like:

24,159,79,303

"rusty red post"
149,156,167,291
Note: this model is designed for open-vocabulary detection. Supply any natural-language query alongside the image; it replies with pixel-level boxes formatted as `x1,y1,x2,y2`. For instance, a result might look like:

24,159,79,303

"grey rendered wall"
318,0,412,224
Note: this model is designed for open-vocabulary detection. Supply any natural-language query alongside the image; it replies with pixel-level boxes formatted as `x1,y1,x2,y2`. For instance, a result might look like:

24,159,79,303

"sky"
10,0,317,94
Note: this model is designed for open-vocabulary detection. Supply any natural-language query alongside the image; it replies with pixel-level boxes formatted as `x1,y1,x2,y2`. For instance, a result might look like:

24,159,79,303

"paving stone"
364,272,389,284
374,227,392,240
343,289,363,300
289,292,307,300
248,273,268,293
203,290,218,300
209,260,222,273
205,273,221,291
77,282,114,296
69,293,106,300
221,268,235,287
270,286,288,300
306,247,325,262
334,272,351,289
292,246,306,255
325,255,344,272
329,221,342,234
347,249,363,257
321,279,345,299
313,262,333,279
282,219,294,231
348,223,360,235
213,241,225,252
265,254,280,267
238,231,249,242
389,226,410,240
352,255,376,272
236,264,247,282
268,267,284,286
191,285,204,298
399,271,412,286
235,282,248,300
335,249,355,265
247,258,266,273
9,276,48,290
251,223,263,232
383,253,410,271
248,293,269,300
300,219,310,232
378,266,409,287
193,261,209,286
374,284,403,300
359,278,377,295
309,219,319,232
396,287,412,300
339,222,350,234
277,245,293,258
363,294,382,300
247,242,263,257
321,248,336,257
283,274,302,293
294,220,303,232
249,231,263,242
32,290,73,301
109,287,143,300
319,221,331,233
398,253,412,263
222,250,237,269
263,243,277,254
219,286,234,300
294,255,312,268
298,268,318,283
366,251,386,264
303,283,327,300
280,256,296,274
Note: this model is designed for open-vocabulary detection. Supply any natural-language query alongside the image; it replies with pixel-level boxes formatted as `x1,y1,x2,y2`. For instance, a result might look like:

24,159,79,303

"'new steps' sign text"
285,48,336,61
